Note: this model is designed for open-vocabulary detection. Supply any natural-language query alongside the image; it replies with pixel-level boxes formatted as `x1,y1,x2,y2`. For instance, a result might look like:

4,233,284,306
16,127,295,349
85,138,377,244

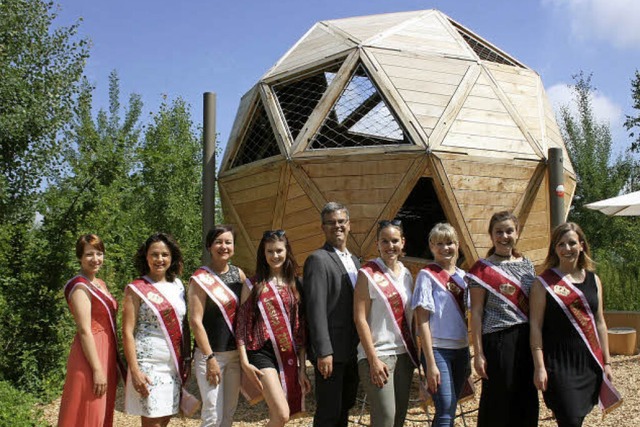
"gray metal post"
548,147,565,231
202,92,217,264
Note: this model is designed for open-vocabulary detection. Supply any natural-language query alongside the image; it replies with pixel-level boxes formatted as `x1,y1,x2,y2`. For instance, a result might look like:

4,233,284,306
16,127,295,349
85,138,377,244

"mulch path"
42,354,639,426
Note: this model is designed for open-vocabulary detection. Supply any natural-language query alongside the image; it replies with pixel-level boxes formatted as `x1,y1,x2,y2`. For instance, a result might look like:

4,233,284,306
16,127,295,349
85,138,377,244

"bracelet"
203,353,215,362
531,346,543,351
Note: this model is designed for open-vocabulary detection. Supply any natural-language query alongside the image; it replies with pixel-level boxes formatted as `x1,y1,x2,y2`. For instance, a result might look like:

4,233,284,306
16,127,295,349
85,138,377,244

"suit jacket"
302,242,360,363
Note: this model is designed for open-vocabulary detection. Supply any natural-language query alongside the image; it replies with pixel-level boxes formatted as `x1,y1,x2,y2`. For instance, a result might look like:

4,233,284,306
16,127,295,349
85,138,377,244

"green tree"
139,97,203,274
624,70,640,152
560,72,634,252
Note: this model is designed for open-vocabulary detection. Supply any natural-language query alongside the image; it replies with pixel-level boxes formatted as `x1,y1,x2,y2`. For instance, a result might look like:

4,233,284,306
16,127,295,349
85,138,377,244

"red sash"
191,266,238,335
467,259,529,320
127,277,187,382
421,263,466,320
538,269,623,413
64,275,126,380
360,260,419,367
248,277,305,415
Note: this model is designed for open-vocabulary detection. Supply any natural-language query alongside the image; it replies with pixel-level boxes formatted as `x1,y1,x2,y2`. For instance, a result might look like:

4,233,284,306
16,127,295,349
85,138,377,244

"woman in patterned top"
236,230,311,427
122,233,186,427
467,211,538,427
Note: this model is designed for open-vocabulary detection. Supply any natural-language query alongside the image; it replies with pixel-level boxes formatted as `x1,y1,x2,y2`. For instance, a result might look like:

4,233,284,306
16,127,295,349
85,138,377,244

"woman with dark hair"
123,233,187,427
189,225,247,427
530,223,619,426
236,230,311,427
466,211,538,427
58,234,122,427
353,220,416,427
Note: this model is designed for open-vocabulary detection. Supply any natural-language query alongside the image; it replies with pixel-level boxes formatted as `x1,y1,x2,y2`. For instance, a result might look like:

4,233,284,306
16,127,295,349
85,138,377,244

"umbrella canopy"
584,191,640,216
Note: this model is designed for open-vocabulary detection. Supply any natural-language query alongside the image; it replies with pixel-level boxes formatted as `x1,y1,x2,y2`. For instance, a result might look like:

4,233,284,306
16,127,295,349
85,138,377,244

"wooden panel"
518,236,548,252
441,158,537,179
266,24,355,79
289,234,326,255
227,181,279,204
221,167,281,192
383,64,467,86
448,175,529,194
323,188,395,205
283,206,319,229
313,174,403,191
457,204,513,219
449,119,529,141
349,203,389,219
453,189,521,207
287,181,306,199
303,158,413,178
286,221,322,241
235,199,275,227
442,132,534,155
327,10,424,43
373,50,470,75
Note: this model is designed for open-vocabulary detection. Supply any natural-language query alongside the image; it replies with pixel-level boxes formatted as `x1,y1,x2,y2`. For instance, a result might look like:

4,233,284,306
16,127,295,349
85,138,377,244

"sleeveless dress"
124,279,186,417
542,271,602,424
58,279,118,427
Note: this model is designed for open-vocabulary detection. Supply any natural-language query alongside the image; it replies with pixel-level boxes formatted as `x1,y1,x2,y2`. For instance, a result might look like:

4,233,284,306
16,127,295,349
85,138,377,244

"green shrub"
594,249,640,311
0,381,46,427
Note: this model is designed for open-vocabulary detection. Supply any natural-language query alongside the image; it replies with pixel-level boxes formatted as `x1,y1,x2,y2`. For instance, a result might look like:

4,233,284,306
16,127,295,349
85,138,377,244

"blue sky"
55,0,639,157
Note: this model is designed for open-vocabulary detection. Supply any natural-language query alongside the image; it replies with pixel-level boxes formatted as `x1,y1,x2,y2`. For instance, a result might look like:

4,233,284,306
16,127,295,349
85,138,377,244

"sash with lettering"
190,266,238,335
247,277,305,416
418,265,475,401
538,269,623,414
466,259,529,320
64,275,126,380
360,259,419,367
127,277,187,381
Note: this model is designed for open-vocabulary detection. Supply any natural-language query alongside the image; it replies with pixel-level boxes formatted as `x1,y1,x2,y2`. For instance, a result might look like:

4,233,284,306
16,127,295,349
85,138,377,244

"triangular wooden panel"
281,172,326,267
439,73,537,157
264,23,356,80
218,181,256,274
325,10,425,44
300,155,416,247
542,93,576,175
517,172,551,266
222,162,284,251
437,155,539,251
230,99,282,169
369,48,471,138
368,12,472,59
483,63,544,148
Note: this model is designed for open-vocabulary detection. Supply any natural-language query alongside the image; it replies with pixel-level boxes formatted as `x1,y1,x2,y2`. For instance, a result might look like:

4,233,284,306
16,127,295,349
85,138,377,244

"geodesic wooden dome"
219,9,575,273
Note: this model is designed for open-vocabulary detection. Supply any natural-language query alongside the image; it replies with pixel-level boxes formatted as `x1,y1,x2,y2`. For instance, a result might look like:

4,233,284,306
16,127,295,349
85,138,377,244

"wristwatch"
203,353,215,362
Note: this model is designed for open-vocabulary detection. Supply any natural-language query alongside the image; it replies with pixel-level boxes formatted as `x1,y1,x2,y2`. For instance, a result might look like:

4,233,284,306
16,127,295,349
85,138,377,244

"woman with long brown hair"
236,230,311,427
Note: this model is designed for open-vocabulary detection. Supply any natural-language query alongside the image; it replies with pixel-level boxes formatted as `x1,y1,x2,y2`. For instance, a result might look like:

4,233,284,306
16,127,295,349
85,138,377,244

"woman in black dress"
529,222,615,427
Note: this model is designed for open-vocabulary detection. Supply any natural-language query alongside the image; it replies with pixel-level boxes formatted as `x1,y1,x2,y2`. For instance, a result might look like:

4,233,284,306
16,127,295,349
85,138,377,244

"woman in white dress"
123,233,186,427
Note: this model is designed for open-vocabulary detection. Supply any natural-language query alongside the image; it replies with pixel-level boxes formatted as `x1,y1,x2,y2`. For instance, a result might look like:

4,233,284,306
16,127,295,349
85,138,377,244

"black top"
198,265,243,352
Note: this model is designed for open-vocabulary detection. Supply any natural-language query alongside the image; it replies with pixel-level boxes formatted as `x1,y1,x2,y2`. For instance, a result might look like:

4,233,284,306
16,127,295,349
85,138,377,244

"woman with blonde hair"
530,222,620,426
412,223,470,427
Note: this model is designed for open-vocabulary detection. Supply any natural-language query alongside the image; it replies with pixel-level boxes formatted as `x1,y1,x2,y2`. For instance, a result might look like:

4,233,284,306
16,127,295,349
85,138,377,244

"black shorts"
247,340,280,372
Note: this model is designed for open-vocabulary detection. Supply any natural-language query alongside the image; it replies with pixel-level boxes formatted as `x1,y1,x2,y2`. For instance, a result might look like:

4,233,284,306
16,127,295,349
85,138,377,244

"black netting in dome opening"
458,31,519,67
231,101,281,168
308,64,413,150
273,63,342,142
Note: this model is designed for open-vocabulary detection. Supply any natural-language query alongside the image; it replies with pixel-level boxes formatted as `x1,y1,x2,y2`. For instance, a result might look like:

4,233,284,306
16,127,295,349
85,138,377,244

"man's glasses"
263,229,286,239
322,218,349,227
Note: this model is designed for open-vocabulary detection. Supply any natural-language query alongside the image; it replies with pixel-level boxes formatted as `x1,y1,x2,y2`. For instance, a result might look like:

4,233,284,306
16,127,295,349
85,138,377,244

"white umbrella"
584,190,640,216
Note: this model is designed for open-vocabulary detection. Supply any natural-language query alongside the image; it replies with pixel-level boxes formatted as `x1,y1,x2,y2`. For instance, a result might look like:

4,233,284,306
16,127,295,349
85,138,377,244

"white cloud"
547,82,623,127
542,0,640,49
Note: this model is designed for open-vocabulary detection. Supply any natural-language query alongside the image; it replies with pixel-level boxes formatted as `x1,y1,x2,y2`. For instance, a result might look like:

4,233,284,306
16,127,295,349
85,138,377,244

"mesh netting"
458,31,519,67
273,64,342,142
231,102,281,168
309,64,412,150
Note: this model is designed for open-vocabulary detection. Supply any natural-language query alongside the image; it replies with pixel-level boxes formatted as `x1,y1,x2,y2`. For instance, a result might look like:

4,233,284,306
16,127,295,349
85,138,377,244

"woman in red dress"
58,234,120,427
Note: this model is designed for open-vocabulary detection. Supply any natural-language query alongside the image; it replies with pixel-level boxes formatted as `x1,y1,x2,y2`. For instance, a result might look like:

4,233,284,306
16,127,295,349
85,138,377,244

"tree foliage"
624,70,640,153
560,72,635,254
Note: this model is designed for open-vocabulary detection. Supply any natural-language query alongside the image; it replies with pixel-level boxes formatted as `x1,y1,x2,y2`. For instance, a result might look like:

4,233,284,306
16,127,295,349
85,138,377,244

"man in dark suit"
303,202,360,427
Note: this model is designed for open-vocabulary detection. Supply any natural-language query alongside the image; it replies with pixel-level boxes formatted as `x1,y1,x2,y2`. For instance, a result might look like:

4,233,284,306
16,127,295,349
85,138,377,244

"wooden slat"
272,163,291,229
235,198,275,226
442,132,534,155
373,49,470,75
260,84,292,153
285,193,315,215
289,163,327,213
220,166,280,192
326,10,425,43
218,182,256,255
453,189,521,207
323,188,395,205
440,158,536,179
303,158,413,178
227,181,279,204
313,174,404,191
457,204,513,219
283,206,319,229
448,175,530,193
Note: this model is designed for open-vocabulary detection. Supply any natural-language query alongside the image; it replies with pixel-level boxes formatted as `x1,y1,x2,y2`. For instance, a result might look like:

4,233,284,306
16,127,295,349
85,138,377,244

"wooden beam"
219,182,256,256
260,83,292,157
220,85,259,173
513,160,547,230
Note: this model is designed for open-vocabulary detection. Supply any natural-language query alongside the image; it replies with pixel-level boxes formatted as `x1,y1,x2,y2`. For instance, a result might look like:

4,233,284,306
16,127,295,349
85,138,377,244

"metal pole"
202,92,217,264
548,147,565,231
